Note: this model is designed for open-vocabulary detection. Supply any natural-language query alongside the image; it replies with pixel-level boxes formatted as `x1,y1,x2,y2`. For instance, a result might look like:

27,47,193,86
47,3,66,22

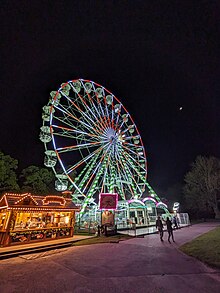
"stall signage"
99,193,118,210
43,196,66,206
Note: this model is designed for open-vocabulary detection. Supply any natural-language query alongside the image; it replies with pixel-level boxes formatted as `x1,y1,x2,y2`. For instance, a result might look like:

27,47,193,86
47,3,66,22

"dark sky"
1,1,219,196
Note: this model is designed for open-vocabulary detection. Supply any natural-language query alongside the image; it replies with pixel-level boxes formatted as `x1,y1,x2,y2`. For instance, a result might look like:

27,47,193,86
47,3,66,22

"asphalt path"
0,222,219,293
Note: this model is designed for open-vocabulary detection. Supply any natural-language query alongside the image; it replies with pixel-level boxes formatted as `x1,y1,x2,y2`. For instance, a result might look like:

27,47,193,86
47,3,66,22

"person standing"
166,217,175,243
172,216,178,229
156,216,164,241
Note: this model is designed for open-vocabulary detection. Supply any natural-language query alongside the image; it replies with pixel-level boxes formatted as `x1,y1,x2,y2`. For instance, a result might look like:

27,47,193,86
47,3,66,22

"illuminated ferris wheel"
40,79,147,211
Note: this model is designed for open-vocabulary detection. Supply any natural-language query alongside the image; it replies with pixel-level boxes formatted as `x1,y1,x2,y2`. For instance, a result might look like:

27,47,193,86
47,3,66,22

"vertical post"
88,219,91,235
4,210,15,246
101,210,103,226
127,203,130,229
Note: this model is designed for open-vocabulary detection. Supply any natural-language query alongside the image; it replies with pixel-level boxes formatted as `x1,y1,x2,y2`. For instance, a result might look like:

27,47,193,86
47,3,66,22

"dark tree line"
0,151,56,195
183,156,220,219
1,150,220,219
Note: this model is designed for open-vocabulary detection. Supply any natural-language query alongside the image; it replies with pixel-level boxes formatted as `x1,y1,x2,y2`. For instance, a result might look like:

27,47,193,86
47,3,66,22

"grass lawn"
180,227,220,268
72,234,133,246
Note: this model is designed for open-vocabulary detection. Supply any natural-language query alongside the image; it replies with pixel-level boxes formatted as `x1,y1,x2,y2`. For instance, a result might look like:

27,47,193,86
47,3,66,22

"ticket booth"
0,193,79,247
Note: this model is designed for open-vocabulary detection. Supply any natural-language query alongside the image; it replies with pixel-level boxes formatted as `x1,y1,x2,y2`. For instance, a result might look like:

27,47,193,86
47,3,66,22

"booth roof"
0,193,80,211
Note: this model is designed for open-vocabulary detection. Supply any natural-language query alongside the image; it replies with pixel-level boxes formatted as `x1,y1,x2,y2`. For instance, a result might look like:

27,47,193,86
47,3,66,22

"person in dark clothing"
172,216,178,229
156,216,164,241
166,217,175,243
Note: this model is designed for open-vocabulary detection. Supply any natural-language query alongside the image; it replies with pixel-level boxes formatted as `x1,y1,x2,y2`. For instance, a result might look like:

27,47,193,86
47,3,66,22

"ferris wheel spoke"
52,124,101,141
119,166,135,198
114,160,126,200
77,90,108,133
80,144,113,212
76,154,101,189
81,83,104,120
111,102,115,129
115,118,125,133
96,101,110,130
113,105,122,131
61,91,95,124
86,143,112,183
100,157,111,194
53,131,102,145
69,86,107,134
80,84,109,131
116,160,133,188
124,135,140,141
54,104,100,136
114,115,130,133
65,142,110,174
122,143,146,167
121,151,146,185
121,144,145,161
84,151,110,195
123,141,143,150
53,132,105,145
120,125,135,135
91,148,112,195
60,91,106,135
118,154,142,197
99,98,112,129
53,115,78,129
91,83,109,129
55,103,103,137
95,103,110,131
81,100,107,132
56,140,107,153
53,113,98,139
122,147,146,172
102,96,112,127
117,158,133,187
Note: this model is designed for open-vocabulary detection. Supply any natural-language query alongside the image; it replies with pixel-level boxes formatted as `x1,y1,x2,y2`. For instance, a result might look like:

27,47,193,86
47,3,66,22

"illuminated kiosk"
0,193,79,247
142,197,158,224
115,198,169,229
115,200,146,228
156,201,170,218
127,199,147,226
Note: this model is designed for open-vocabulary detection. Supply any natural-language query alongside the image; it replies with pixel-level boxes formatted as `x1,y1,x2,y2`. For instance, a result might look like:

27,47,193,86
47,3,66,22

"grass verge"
72,234,133,246
180,227,220,268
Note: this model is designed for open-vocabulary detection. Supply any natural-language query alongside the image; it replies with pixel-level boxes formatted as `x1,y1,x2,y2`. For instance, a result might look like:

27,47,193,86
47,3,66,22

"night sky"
1,1,219,197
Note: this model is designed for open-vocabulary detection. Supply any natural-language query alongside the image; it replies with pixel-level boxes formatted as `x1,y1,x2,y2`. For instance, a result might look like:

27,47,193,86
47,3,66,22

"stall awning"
0,193,79,212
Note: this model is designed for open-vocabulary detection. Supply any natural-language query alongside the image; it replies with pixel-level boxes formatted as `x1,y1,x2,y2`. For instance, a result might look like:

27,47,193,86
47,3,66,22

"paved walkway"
118,223,189,236
0,222,219,293
0,234,93,255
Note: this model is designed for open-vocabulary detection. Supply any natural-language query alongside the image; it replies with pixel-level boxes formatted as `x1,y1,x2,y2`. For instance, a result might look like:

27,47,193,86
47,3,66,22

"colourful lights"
42,195,66,206
156,202,168,209
142,197,157,204
128,199,145,206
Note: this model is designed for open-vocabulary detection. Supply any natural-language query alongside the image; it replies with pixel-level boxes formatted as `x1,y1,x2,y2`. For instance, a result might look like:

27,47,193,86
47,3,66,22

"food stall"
0,193,80,247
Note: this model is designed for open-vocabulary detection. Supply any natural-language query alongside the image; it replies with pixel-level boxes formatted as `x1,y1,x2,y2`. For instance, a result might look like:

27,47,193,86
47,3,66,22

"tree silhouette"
0,151,19,193
183,156,220,219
